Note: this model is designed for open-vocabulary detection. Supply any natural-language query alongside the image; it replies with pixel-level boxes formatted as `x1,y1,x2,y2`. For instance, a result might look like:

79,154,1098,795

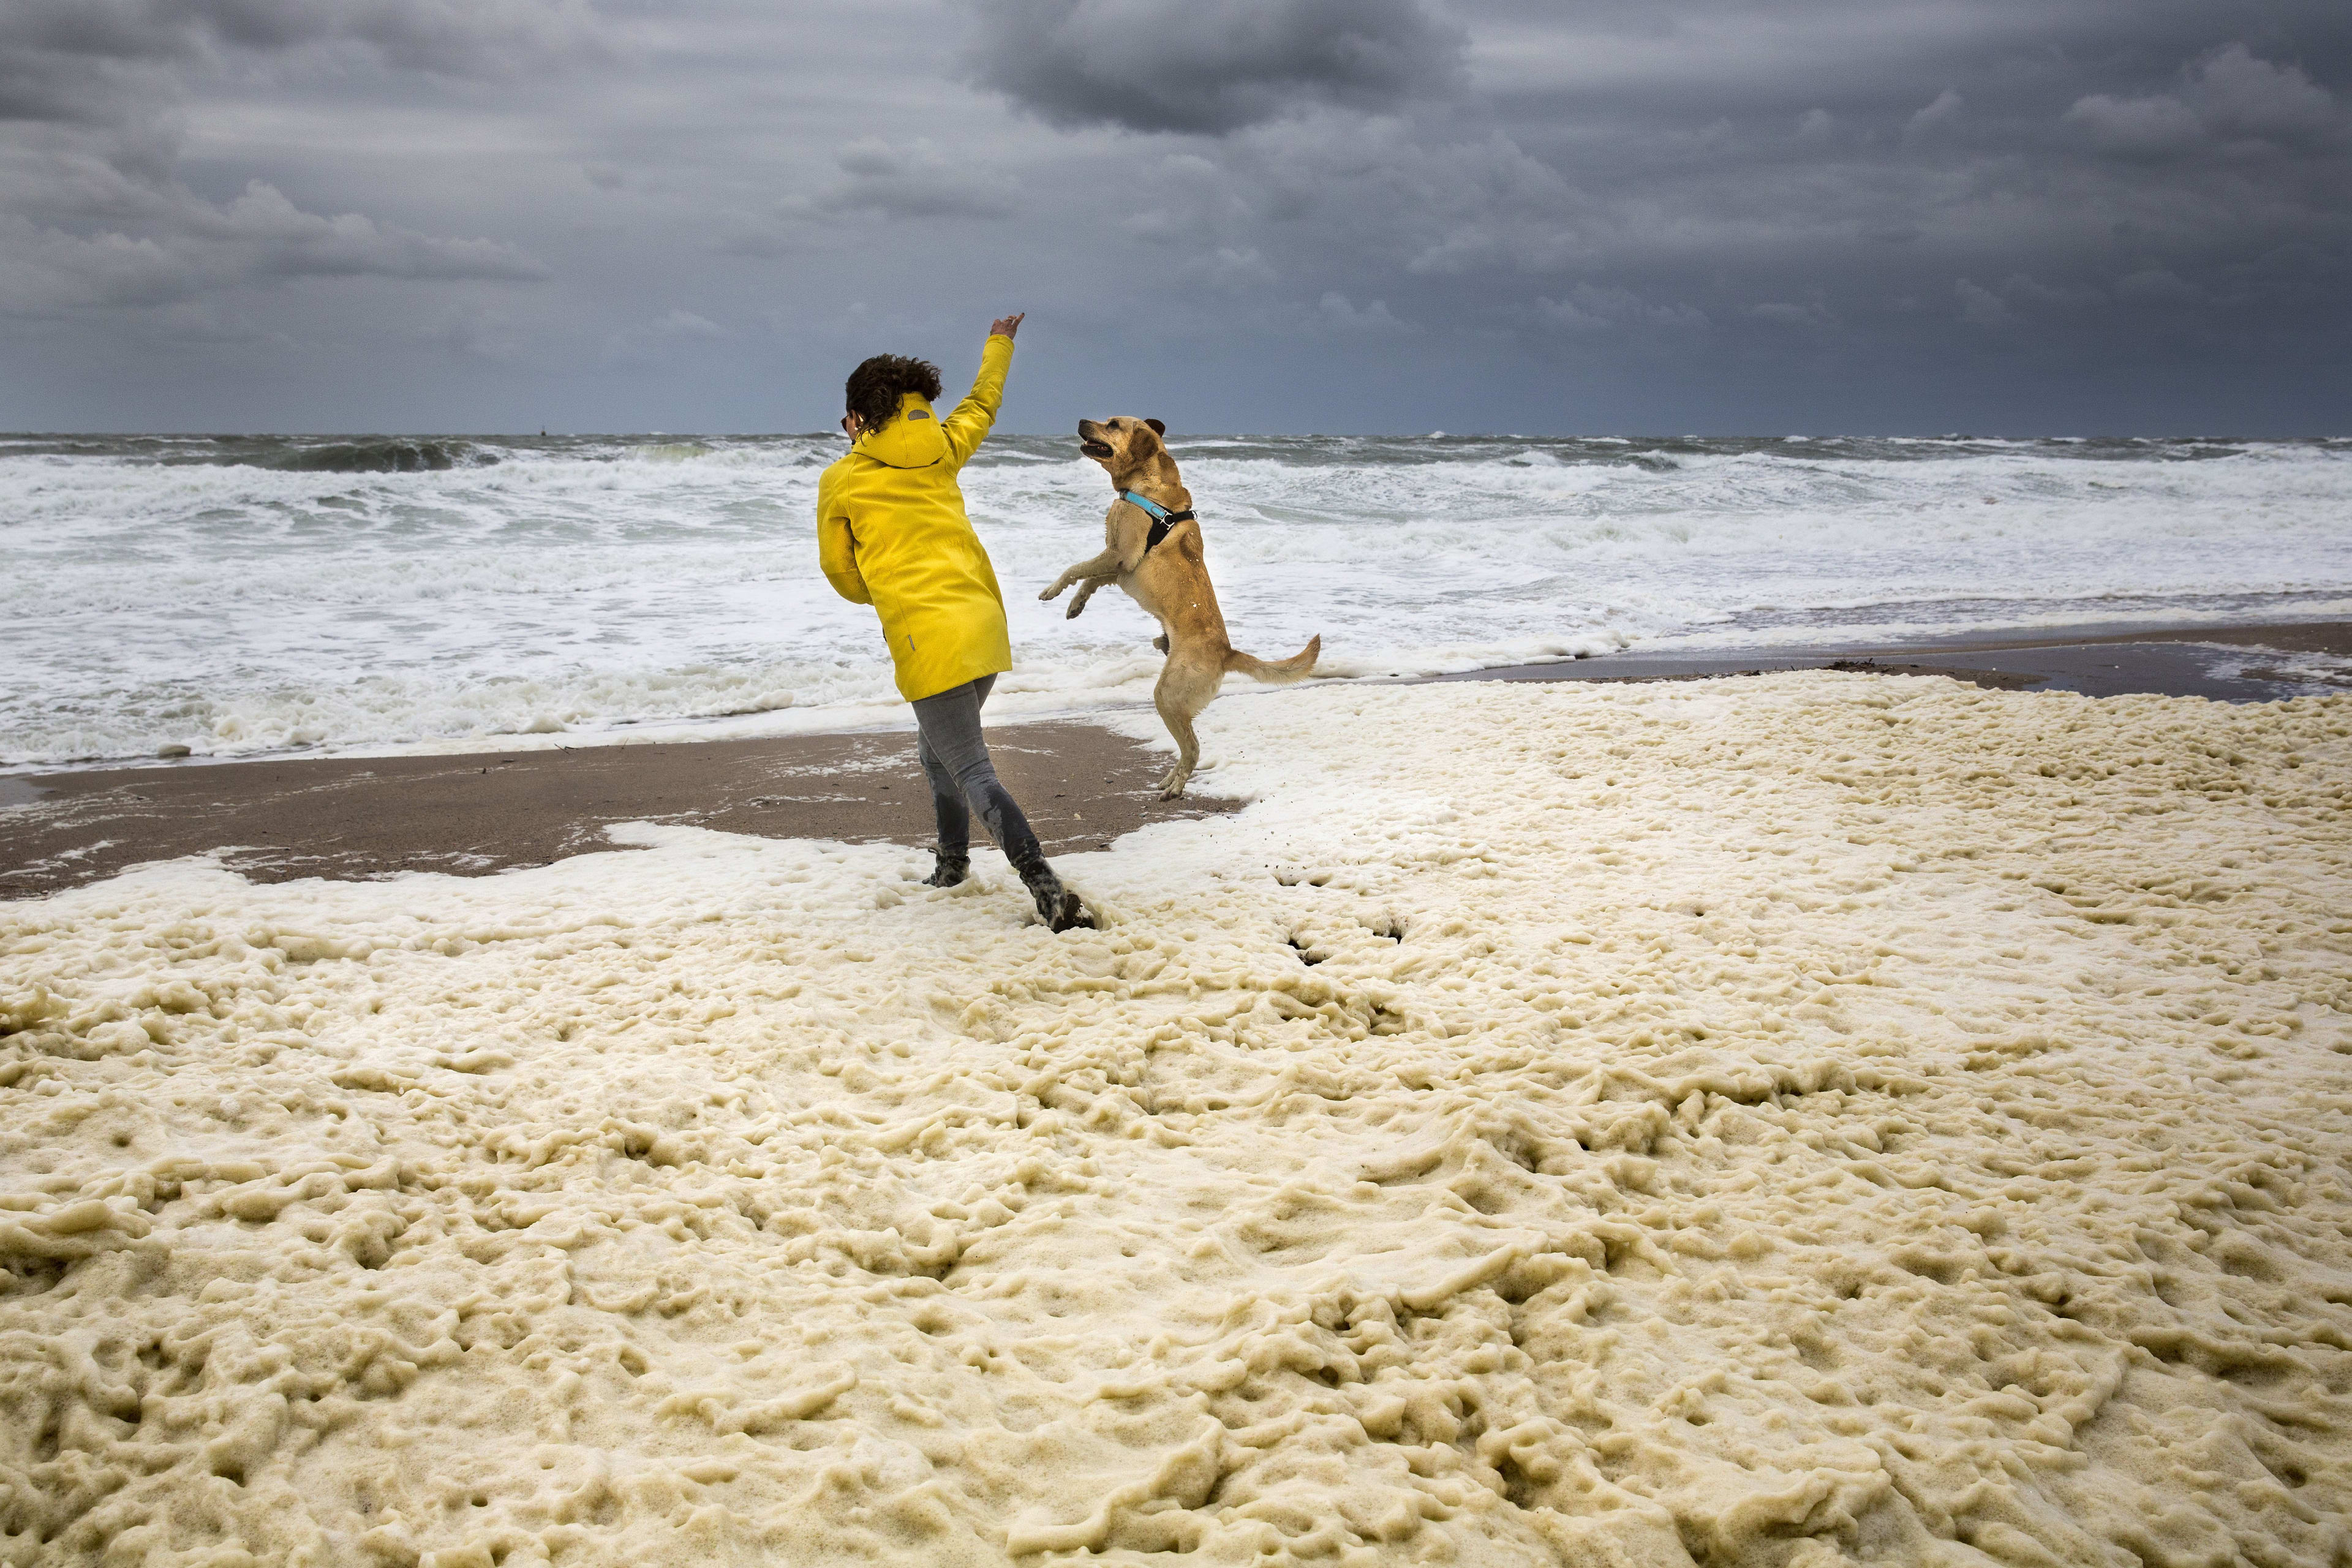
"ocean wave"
267,438,492,473
2,434,2348,768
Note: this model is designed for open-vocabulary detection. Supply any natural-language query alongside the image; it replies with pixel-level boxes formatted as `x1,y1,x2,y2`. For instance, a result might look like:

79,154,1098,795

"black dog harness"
1119,489,1195,554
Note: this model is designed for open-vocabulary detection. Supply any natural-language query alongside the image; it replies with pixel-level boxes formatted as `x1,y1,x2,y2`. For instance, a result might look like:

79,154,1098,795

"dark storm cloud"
0,0,603,100
810,139,1021,221
2066,44,2346,159
2,0,2348,431
0,183,545,314
1195,6,2351,350
0,0,571,318
965,0,1467,134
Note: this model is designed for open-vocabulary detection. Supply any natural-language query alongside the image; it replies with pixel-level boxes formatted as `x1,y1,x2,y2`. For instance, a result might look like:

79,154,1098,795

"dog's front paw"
1065,600,1088,620
1038,584,1061,601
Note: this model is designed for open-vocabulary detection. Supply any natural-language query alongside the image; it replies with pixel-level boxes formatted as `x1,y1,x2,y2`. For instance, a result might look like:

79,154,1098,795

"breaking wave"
267,438,491,474
2,433,2348,767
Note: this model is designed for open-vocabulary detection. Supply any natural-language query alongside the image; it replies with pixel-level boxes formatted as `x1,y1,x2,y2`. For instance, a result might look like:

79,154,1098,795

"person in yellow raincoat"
818,312,1090,932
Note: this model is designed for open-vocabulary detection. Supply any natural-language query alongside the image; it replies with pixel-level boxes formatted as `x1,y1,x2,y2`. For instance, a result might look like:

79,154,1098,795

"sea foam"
3,676,2347,1561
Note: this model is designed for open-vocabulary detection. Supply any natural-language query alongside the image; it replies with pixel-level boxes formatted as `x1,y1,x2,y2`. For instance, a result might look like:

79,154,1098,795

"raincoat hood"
852,392,950,469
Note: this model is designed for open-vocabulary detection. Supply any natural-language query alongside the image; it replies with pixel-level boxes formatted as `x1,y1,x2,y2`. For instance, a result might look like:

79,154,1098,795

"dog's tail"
1225,635,1321,683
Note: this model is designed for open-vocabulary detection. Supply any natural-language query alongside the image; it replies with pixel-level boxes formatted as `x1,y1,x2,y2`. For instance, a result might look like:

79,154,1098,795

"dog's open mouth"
1079,440,1114,459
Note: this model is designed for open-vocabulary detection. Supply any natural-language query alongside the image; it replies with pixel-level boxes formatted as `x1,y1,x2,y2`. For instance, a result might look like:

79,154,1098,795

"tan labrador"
1042,417,1320,797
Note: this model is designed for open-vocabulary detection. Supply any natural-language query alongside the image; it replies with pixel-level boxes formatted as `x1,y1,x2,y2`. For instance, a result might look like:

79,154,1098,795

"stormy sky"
4,0,2346,434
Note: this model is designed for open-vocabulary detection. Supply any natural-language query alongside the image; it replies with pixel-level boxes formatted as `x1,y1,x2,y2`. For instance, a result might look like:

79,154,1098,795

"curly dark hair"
844,353,943,433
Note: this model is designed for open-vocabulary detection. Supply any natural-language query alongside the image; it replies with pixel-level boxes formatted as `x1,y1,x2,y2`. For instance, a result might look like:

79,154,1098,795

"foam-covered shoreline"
4,675,2350,1564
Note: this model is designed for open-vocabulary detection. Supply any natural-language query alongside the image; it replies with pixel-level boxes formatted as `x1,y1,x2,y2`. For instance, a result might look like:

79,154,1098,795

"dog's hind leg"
1151,654,1221,799
1153,689,1197,799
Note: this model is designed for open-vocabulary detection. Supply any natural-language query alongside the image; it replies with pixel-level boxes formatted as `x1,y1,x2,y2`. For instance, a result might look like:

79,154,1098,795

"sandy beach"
7,0,2350,1552
4,667,2349,1564
6,622,2345,902
9,0,2348,1550
0,725,1238,901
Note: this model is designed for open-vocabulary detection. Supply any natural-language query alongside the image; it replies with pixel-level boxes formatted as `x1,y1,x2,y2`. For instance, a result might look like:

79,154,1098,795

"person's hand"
989,312,1025,340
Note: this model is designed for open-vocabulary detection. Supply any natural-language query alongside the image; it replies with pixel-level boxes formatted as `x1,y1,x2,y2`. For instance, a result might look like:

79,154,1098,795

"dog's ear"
1145,418,1166,437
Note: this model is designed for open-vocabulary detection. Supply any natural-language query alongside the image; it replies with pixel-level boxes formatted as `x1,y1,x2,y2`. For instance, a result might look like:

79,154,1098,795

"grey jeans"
911,675,1046,873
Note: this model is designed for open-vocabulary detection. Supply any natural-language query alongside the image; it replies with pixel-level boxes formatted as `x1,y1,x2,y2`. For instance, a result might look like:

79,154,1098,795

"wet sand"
1435,619,2352,700
0,725,1234,899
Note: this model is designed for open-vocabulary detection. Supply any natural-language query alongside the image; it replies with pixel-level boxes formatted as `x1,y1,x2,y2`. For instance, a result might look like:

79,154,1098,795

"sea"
4,432,2349,771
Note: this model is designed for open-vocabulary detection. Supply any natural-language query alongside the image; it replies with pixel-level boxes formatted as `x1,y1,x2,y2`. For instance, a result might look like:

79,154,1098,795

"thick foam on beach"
4,676,2350,1565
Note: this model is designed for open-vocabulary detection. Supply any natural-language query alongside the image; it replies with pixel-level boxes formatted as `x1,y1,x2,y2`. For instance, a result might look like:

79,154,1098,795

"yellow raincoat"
818,335,1015,702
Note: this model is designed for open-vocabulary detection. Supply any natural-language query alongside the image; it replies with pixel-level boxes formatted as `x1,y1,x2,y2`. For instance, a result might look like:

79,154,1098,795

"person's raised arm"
816,468,872,604
941,312,1022,468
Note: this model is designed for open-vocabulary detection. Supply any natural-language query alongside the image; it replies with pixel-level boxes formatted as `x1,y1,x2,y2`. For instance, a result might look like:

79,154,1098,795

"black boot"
972,780,1091,931
1017,858,1093,932
924,850,969,888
